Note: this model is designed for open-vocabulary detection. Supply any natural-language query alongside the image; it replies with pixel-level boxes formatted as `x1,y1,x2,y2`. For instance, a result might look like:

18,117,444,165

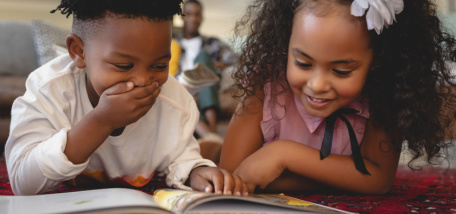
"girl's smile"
306,95,334,109
287,7,373,118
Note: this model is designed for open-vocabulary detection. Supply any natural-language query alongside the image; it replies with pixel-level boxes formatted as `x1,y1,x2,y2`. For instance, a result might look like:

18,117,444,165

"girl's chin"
301,102,332,118
305,108,333,118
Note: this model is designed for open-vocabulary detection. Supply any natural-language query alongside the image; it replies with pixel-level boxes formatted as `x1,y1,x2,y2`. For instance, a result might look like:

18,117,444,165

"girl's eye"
114,64,133,70
333,69,352,76
294,60,312,69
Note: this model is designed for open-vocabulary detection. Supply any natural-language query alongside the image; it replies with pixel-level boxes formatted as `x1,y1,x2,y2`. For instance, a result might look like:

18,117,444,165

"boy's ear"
66,34,86,68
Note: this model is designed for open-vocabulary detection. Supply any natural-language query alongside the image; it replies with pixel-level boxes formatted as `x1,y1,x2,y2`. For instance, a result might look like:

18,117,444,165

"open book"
178,63,220,95
0,188,354,214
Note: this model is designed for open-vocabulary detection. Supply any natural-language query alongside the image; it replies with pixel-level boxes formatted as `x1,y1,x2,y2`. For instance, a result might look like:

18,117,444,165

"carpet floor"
0,156,455,213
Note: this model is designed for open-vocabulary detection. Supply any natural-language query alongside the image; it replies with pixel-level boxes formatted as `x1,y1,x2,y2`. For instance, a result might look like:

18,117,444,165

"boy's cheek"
159,75,169,86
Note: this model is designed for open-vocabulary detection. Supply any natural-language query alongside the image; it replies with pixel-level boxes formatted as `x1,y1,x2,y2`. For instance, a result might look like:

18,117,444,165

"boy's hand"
233,143,286,192
189,167,249,196
95,81,161,130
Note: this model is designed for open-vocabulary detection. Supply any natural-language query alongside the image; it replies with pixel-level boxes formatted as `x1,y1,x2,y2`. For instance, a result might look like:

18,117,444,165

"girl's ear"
66,34,86,68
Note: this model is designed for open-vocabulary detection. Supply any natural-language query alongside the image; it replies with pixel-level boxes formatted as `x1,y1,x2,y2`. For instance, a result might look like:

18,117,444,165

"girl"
219,0,456,195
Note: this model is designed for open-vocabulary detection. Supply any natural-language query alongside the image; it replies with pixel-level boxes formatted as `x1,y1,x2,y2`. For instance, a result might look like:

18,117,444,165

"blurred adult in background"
174,0,238,161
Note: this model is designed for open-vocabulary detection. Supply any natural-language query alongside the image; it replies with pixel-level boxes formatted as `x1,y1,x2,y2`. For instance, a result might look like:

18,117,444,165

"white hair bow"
351,0,404,34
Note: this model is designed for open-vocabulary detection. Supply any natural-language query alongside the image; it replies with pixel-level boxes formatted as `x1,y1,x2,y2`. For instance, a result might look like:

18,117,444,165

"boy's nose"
131,72,153,87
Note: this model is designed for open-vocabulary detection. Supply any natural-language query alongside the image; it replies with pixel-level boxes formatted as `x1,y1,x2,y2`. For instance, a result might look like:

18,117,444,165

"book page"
0,188,171,214
153,189,354,214
187,200,318,214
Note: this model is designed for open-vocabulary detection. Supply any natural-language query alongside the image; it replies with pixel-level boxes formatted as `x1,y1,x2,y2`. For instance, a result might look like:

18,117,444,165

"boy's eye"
151,64,168,71
294,60,312,69
333,69,352,76
114,64,133,70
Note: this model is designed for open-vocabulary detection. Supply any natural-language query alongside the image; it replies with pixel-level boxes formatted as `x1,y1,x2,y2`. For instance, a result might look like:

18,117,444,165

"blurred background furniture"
0,19,71,155
0,21,37,154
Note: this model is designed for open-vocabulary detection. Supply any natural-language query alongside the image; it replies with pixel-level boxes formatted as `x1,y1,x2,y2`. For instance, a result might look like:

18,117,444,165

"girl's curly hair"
233,0,456,168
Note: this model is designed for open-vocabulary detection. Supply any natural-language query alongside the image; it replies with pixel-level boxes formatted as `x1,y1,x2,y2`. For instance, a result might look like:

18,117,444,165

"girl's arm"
258,170,324,193
219,92,265,173
235,117,401,195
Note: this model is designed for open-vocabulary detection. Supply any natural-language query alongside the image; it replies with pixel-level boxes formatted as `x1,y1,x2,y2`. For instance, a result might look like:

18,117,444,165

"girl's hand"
94,81,160,130
189,167,249,196
233,142,286,192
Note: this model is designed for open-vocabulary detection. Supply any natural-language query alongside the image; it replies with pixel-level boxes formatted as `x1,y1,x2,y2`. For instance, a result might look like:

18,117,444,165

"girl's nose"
307,71,330,93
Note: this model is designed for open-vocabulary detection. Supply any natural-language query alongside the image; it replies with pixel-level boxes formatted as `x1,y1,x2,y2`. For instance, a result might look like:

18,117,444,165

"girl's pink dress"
261,83,369,156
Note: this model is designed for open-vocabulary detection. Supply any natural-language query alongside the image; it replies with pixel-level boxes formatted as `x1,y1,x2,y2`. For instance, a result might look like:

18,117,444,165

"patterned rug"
0,156,455,214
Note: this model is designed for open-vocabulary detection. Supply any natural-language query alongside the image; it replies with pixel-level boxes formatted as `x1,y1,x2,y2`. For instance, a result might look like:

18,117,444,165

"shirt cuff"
36,128,89,181
166,159,216,190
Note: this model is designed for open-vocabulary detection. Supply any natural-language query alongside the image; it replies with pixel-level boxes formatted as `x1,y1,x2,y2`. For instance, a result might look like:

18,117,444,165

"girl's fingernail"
205,186,211,193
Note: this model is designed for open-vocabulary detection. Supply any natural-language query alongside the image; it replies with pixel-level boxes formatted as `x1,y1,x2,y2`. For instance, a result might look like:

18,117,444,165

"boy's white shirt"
5,54,216,195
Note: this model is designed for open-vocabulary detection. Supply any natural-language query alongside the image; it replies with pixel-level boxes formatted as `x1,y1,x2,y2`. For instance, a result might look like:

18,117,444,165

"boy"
5,0,247,196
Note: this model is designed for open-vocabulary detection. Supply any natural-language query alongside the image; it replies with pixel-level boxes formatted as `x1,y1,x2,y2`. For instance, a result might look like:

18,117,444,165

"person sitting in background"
174,0,239,162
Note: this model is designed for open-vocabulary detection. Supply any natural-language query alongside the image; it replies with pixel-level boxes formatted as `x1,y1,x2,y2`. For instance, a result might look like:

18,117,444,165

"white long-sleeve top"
5,54,215,195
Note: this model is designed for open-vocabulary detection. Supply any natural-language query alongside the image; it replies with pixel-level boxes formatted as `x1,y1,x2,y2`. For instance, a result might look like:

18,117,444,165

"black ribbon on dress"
320,108,371,175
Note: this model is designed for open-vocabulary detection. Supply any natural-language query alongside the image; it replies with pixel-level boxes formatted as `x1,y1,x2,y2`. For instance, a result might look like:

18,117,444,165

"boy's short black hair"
52,0,183,21
51,0,183,40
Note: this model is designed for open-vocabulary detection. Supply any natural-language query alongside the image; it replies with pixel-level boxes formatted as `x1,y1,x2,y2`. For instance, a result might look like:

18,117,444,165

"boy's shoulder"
27,54,80,90
158,74,198,111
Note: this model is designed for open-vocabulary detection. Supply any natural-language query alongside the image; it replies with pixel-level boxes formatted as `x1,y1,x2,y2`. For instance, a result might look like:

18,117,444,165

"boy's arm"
5,78,88,195
159,76,248,194
163,135,217,191
235,118,401,195
64,82,159,164
64,82,160,164
160,78,216,190
5,78,160,195
187,166,248,195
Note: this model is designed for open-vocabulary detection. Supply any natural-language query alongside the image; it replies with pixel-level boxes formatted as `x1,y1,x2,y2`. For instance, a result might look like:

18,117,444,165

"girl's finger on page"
242,182,249,196
221,170,234,195
232,175,243,196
